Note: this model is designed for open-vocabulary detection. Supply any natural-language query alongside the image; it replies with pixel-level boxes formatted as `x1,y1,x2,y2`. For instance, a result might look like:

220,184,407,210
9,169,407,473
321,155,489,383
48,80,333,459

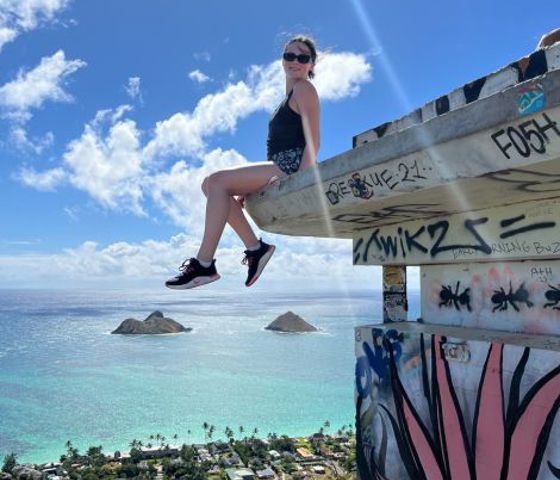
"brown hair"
284,35,318,79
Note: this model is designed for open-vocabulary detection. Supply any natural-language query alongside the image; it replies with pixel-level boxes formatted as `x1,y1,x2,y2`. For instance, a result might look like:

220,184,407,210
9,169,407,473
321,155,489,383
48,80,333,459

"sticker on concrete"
517,84,546,116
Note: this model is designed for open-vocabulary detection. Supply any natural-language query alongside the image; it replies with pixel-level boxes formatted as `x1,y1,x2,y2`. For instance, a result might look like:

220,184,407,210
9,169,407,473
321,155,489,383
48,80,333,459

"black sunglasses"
282,52,312,64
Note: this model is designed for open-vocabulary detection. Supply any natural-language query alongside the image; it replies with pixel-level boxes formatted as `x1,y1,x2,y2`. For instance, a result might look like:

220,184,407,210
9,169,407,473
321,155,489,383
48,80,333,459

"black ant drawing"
439,281,472,312
491,282,533,312
544,284,560,310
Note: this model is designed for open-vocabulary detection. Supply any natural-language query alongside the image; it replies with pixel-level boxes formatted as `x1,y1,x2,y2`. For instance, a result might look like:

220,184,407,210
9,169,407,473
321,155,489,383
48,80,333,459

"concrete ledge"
359,320,560,351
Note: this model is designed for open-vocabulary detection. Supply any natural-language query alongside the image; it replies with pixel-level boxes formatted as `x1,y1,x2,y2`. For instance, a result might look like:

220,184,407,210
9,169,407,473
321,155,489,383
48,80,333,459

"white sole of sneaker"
166,274,221,290
246,245,275,287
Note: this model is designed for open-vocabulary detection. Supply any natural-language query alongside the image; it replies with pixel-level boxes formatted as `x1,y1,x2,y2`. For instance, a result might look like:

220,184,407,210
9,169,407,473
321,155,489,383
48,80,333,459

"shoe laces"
179,258,197,274
241,251,255,266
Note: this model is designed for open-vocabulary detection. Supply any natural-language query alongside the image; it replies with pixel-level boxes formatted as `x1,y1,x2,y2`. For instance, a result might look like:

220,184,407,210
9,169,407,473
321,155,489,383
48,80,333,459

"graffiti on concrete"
353,200,560,265
439,281,471,312
491,113,560,160
544,284,560,310
491,282,533,312
325,158,432,206
518,84,546,116
355,330,560,480
421,260,560,335
484,169,560,193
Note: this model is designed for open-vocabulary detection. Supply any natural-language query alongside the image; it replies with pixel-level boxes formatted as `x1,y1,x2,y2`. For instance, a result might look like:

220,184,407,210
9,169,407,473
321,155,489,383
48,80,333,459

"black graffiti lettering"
361,229,381,263
368,172,383,187
338,181,350,196
530,266,552,279
464,218,492,254
397,228,406,258
534,241,545,254
491,129,512,159
325,183,342,205
533,113,560,142
554,242,560,254
380,169,398,189
492,239,531,255
378,234,398,257
500,214,525,227
452,247,476,259
427,221,449,257
404,225,428,254
532,241,557,254
491,114,559,159
490,113,560,160
519,120,545,154
500,221,556,239
398,163,412,182
333,204,448,227
507,126,531,157
484,169,560,193
411,159,427,179
428,217,491,257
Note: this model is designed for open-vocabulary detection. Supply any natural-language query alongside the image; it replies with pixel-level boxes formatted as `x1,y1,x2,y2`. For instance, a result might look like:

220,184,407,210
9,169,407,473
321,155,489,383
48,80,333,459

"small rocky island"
111,311,190,335
265,311,317,333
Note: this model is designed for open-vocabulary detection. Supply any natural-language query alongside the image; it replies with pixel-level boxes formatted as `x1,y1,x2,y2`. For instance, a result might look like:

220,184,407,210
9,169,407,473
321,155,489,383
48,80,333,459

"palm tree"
225,427,234,444
253,427,258,438
202,422,209,442
208,425,215,442
173,433,179,443
238,425,244,439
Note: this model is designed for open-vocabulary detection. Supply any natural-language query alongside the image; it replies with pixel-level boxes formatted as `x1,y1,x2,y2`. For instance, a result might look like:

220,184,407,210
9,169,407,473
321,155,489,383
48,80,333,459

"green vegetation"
2,421,356,479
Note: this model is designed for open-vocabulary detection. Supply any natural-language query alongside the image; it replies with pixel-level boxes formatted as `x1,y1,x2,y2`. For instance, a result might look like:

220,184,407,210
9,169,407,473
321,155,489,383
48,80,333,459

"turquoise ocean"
0,287,419,464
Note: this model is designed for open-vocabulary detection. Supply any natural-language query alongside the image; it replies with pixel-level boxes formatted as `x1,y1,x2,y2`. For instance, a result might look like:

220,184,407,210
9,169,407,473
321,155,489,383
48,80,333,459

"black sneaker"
242,239,276,287
165,258,221,290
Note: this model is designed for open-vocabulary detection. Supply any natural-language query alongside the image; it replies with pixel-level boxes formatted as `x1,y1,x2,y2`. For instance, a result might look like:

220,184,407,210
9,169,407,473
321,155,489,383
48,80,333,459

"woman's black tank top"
267,89,306,160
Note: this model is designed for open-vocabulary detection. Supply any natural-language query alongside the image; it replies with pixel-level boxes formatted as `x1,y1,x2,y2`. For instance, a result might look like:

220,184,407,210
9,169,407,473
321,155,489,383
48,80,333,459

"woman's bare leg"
201,183,259,249
197,162,287,263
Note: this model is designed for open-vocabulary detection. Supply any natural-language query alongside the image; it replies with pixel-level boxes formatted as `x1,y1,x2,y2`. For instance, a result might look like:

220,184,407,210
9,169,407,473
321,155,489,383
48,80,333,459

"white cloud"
0,231,379,290
61,109,146,214
0,0,71,51
10,125,53,153
188,69,211,83
18,50,373,228
313,52,372,100
0,49,86,118
16,166,66,190
125,76,142,102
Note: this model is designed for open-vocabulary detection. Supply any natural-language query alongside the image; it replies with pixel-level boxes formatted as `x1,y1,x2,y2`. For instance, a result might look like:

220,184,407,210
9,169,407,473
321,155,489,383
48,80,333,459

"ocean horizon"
0,287,419,464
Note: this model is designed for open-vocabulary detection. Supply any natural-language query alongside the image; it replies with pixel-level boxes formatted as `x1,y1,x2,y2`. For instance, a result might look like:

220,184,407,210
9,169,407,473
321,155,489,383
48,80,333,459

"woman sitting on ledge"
165,35,321,290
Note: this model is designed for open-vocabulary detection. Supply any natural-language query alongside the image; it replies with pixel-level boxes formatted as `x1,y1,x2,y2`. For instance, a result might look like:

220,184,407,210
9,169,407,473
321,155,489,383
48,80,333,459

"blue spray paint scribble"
517,85,546,116
355,355,372,399
362,329,404,386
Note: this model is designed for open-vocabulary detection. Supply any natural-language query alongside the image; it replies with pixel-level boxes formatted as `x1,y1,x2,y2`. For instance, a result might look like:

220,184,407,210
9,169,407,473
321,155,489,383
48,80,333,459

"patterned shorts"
269,147,304,175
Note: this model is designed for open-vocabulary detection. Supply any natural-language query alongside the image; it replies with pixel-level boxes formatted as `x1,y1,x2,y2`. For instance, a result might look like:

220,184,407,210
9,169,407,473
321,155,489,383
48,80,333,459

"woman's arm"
293,80,320,170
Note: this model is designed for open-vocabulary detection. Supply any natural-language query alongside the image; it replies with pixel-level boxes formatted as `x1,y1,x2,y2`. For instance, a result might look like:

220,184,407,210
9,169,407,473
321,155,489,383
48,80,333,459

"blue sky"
0,0,559,290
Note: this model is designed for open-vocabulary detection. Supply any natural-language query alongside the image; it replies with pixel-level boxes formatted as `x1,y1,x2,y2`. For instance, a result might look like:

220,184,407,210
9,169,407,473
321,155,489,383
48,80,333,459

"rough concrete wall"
354,325,560,479
421,259,560,335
